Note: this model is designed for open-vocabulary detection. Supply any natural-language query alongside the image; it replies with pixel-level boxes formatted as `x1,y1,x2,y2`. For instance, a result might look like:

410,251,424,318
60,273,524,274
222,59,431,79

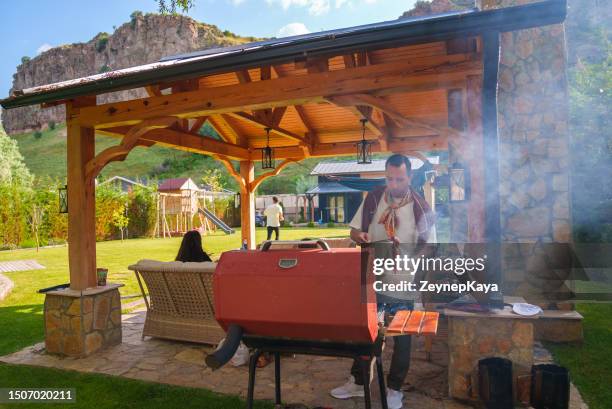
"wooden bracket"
85,117,177,180
249,158,298,192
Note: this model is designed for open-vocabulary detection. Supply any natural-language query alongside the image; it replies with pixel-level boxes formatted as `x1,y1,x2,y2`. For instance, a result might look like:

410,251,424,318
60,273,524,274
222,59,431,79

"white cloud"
277,22,311,37
230,0,246,5
267,0,330,16
36,43,53,54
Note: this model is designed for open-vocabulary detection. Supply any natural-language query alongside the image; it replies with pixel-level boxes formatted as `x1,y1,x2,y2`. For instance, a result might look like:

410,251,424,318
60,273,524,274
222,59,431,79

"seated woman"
175,230,212,262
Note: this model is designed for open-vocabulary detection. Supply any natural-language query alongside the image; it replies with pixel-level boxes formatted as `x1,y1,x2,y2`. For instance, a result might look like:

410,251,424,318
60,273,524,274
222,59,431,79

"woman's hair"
175,230,211,262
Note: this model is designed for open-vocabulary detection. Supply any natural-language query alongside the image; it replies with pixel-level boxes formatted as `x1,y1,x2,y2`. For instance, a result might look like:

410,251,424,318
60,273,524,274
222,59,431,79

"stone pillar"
44,284,123,357
478,0,573,305
447,312,536,404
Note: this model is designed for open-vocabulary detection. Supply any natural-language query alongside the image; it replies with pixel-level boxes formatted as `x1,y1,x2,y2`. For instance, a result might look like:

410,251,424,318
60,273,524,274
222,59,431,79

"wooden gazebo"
1,1,565,357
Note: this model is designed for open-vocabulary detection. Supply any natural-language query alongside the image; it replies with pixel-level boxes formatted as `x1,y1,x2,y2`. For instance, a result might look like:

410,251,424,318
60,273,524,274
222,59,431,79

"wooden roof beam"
98,126,250,160
227,112,307,145
78,56,481,128
208,114,246,146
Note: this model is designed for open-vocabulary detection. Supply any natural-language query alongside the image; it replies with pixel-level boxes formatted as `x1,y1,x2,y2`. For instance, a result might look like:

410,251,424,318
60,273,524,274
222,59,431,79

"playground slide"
198,208,235,234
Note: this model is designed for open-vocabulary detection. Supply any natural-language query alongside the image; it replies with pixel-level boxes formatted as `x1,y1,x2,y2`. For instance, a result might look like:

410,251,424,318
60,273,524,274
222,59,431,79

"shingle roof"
311,157,439,175
306,182,362,195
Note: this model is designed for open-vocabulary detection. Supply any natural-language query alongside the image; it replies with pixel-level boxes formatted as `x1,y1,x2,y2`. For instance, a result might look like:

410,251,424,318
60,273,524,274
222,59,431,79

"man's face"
385,164,411,197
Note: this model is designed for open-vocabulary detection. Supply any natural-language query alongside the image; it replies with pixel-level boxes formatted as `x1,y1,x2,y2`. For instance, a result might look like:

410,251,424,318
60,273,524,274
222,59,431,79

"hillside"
1,11,255,134
12,124,325,193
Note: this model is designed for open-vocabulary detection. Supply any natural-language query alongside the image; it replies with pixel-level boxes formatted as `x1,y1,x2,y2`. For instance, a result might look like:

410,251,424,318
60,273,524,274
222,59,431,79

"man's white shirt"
264,203,283,227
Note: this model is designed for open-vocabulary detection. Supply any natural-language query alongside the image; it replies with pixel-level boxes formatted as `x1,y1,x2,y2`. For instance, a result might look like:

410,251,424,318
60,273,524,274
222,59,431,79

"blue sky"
0,0,416,100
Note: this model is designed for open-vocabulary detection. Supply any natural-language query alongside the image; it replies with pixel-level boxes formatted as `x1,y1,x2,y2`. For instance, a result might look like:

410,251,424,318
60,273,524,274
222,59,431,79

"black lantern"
356,118,373,164
58,185,68,213
260,127,275,170
449,162,470,202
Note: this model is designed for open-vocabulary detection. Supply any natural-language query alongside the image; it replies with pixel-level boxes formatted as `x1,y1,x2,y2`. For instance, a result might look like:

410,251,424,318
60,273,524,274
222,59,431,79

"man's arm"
350,227,370,244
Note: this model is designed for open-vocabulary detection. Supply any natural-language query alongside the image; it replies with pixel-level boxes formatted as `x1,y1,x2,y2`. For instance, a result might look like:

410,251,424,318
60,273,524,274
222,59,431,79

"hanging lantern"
356,118,373,164
58,185,68,213
449,162,471,202
261,127,275,170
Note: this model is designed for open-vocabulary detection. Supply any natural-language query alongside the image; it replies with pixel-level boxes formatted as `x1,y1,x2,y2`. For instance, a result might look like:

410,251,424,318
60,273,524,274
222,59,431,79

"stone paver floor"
0,310,587,409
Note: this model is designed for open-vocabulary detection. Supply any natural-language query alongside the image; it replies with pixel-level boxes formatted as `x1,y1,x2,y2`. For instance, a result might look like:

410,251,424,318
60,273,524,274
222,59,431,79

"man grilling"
330,153,435,409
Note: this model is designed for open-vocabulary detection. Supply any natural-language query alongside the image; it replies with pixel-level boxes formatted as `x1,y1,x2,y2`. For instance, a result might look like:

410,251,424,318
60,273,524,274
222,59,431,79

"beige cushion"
128,259,217,273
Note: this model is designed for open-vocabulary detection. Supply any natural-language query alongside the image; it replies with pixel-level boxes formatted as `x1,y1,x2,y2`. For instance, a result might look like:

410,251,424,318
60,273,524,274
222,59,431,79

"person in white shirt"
264,196,284,240
330,154,435,409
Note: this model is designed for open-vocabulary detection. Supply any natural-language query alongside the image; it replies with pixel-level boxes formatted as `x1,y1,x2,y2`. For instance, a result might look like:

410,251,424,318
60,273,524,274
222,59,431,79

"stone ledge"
46,283,124,298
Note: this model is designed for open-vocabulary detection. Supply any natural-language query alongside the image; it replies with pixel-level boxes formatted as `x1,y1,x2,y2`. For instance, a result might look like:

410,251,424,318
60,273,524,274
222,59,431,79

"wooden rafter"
78,56,481,128
327,93,462,139
97,126,250,160
85,117,177,179
189,116,208,133
208,114,243,145
227,112,306,144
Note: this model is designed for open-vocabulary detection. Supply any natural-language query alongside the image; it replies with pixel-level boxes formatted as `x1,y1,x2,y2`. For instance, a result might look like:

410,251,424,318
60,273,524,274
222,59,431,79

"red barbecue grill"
208,240,439,409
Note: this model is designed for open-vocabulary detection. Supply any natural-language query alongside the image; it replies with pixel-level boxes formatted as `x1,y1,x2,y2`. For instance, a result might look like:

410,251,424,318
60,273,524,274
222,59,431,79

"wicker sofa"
128,259,225,345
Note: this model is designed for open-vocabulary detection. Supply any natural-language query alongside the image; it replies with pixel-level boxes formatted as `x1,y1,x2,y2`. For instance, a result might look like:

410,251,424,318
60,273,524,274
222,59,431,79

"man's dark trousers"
266,226,279,240
350,303,413,391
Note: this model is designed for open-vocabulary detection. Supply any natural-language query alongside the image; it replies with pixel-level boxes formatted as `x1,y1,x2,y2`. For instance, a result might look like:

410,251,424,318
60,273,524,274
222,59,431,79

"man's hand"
350,228,371,244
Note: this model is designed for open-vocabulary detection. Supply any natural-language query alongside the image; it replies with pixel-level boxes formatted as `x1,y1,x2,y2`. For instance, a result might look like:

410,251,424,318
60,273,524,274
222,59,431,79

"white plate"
512,303,543,316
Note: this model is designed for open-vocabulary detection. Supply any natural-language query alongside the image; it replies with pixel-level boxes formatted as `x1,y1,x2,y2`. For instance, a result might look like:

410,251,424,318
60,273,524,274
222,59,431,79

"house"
96,176,148,192
308,157,438,223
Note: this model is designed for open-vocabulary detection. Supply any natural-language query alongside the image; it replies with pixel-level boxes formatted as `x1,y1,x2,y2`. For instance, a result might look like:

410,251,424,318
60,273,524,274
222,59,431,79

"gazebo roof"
0,0,565,109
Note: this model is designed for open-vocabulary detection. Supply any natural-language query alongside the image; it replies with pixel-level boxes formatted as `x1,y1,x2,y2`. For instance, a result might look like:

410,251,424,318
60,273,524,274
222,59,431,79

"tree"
0,125,33,187
156,0,193,14
112,208,129,242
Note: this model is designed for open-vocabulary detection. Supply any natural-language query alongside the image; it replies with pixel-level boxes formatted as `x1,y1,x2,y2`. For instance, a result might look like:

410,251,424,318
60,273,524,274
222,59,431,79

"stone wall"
477,0,573,302
2,14,251,134
44,287,122,357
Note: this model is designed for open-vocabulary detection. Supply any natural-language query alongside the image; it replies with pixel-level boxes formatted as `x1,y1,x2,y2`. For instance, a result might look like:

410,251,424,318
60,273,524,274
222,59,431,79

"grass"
0,364,272,409
0,227,347,409
0,227,349,356
546,303,612,409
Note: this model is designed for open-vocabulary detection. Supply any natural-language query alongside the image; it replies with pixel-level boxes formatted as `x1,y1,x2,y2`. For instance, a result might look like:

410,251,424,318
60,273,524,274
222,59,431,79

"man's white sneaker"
330,376,365,399
386,387,404,409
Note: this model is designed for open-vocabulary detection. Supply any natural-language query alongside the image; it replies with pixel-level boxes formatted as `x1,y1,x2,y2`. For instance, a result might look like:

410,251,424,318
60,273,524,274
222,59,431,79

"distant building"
308,158,438,224
97,176,148,192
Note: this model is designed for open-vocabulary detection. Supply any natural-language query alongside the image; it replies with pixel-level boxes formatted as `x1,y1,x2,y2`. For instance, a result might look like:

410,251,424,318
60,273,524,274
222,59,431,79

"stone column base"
446,309,536,405
44,283,123,357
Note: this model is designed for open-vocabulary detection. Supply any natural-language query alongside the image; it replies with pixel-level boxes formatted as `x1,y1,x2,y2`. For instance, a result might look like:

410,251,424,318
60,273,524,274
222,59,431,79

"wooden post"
466,75,486,242
66,98,97,290
240,161,256,249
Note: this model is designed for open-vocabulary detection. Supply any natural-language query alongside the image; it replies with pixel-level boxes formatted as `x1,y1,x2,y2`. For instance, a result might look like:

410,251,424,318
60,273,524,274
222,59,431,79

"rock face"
2,13,250,134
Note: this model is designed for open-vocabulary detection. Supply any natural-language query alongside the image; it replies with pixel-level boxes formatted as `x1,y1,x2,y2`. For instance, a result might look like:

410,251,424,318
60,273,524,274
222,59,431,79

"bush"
127,186,157,237
48,121,56,130
130,11,143,28
327,221,335,228
307,221,316,228
95,33,109,53
21,56,30,64
33,131,42,139
95,183,127,240
98,64,112,73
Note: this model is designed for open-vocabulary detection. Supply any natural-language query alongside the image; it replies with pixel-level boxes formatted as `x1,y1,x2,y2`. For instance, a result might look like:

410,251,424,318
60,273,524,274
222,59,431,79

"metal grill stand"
243,334,388,409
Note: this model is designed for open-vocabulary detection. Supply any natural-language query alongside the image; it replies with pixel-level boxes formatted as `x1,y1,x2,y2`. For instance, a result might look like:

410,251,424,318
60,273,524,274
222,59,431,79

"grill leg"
376,355,388,409
360,357,372,409
247,349,262,409
274,352,281,405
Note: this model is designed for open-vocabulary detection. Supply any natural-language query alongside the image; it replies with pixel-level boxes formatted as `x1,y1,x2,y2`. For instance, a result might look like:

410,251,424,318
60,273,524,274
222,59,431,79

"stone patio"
0,309,587,409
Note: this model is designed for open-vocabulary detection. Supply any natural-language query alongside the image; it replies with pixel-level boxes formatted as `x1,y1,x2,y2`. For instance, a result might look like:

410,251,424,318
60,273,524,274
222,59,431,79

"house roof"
0,0,566,109
311,157,439,175
306,182,362,195
158,178,195,191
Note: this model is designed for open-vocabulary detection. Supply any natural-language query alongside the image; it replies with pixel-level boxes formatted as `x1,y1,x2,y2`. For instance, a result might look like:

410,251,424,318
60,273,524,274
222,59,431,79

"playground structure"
154,178,235,238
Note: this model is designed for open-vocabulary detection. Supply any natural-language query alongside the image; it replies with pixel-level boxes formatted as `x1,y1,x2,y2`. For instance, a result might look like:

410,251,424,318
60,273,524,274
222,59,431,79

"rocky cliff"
2,13,252,134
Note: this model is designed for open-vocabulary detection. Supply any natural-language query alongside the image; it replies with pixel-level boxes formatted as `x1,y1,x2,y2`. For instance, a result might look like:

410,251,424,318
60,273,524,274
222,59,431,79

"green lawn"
546,303,612,409
0,227,347,408
0,226,349,355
